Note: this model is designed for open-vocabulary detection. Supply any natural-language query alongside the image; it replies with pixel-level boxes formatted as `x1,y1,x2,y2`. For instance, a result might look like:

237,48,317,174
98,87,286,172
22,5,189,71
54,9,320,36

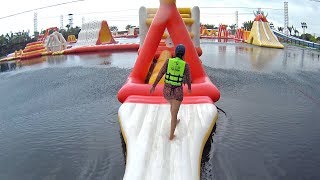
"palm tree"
66,24,70,30
294,29,299,37
203,24,216,29
287,26,292,36
277,27,283,32
125,25,134,30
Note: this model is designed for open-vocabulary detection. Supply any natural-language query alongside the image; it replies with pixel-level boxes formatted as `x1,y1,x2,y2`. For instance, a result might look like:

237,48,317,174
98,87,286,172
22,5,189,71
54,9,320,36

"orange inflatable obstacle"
201,28,218,37
67,35,77,43
235,28,250,42
21,42,47,60
118,1,220,179
201,24,232,40
0,41,47,62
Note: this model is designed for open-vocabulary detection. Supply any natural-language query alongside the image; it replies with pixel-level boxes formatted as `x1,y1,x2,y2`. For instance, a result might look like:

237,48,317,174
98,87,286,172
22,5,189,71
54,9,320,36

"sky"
0,0,319,36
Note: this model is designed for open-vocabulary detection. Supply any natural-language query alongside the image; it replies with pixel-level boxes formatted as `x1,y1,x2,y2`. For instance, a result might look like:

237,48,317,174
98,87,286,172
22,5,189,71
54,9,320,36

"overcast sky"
0,0,319,36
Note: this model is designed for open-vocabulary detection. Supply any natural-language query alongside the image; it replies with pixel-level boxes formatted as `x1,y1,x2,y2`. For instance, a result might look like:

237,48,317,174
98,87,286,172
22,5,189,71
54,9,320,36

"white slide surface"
118,102,218,180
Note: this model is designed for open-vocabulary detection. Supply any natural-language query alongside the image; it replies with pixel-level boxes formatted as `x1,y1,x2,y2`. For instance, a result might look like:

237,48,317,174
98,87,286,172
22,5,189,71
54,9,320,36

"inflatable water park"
0,0,288,64
0,0,295,178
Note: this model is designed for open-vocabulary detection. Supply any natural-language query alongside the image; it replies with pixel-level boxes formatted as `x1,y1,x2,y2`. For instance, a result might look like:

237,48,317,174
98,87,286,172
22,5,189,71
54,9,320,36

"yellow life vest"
165,57,186,86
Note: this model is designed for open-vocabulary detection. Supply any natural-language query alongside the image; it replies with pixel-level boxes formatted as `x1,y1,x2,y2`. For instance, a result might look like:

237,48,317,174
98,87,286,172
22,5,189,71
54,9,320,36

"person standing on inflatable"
150,44,192,140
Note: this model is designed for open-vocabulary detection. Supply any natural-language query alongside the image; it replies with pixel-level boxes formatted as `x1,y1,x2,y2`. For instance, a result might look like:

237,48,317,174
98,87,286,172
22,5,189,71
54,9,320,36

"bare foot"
169,134,176,140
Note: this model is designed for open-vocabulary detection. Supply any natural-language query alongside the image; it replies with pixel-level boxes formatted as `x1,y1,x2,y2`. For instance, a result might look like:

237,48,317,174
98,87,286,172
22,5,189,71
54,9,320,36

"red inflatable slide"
118,0,220,103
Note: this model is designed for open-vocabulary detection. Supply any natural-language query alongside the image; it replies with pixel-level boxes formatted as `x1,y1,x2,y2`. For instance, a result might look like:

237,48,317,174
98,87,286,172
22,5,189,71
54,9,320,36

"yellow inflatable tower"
247,10,284,49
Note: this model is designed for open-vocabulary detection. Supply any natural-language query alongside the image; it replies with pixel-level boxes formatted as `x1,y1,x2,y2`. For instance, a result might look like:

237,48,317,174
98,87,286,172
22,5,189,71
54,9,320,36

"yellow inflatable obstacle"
247,21,284,48
246,10,284,49
148,50,171,84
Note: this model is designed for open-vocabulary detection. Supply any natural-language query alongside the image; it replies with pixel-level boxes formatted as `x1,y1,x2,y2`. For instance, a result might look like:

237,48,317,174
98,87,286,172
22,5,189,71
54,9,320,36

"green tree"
300,33,317,42
59,26,81,39
110,26,118,32
294,29,299,37
125,24,134,30
242,21,253,31
202,24,216,29
0,31,35,57
287,26,292,36
65,24,70,30
277,27,283,32
228,24,236,35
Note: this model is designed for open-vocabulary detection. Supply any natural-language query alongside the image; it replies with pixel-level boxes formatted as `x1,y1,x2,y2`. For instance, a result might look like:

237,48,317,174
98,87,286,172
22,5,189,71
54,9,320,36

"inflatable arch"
118,0,220,179
218,24,229,38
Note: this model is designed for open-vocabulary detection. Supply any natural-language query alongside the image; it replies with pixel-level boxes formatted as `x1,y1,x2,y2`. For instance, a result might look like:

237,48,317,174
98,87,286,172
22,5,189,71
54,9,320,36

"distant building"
113,27,139,37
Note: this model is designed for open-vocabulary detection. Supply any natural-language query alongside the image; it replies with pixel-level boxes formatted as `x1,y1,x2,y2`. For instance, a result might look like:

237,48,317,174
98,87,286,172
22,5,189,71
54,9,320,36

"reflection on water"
236,46,281,70
0,61,16,73
0,51,137,74
19,56,48,66
1,40,320,179
120,132,127,165
200,124,217,180
1,41,319,74
200,41,320,72
47,55,68,65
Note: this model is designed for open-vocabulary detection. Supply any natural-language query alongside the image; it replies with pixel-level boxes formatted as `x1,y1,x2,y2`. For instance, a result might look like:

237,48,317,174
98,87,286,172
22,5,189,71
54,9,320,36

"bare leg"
169,99,182,140
170,102,180,124
168,99,174,139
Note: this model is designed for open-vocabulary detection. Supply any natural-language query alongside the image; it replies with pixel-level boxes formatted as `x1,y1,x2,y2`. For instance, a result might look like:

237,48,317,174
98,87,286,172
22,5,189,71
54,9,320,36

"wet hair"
175,44,185,59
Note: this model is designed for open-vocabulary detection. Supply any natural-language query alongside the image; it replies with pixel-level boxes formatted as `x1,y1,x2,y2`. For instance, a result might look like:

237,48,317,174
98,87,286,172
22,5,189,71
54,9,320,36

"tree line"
0,31,34,58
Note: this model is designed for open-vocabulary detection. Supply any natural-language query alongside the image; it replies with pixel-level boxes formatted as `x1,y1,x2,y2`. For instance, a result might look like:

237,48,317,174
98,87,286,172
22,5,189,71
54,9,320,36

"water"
1,40,320,180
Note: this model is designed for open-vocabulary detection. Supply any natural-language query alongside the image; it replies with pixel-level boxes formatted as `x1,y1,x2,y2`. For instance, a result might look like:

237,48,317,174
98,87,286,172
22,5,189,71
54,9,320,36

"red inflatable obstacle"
38,27,59,42
118,0,220,103
218,24,228,38
235,29,244,41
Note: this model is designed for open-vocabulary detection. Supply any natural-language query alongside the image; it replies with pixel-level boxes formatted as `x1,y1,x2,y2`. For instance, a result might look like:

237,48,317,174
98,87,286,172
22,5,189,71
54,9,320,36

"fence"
273,30,320,50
